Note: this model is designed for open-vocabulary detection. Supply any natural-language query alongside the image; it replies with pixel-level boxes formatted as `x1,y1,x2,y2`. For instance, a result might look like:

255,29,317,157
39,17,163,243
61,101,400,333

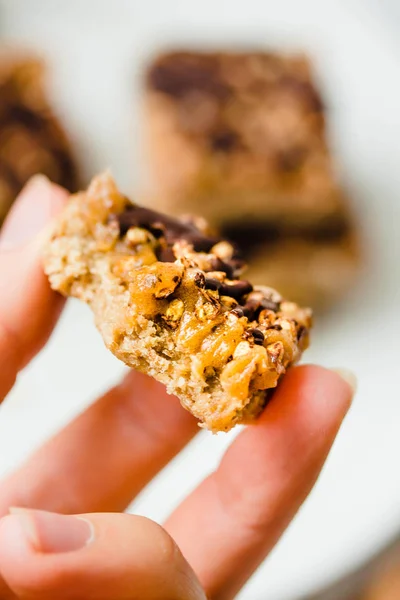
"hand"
0,177,355,599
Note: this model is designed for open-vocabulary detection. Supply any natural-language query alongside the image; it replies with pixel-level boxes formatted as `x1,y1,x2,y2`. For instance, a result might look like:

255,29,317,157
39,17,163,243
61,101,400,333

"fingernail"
331,368,357,396
0,175,53,251
9,508,94,553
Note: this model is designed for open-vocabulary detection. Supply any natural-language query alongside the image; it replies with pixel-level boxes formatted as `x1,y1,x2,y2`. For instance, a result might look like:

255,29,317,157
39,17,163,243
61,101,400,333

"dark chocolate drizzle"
209,255,245,280
204,277,253,301
114,203,244,282
204,277,221,291
231,307,245,318
219,280,253,300
114,204,287,317
247,328,265,345
117,204,220,252
147,52,229,99
233,293,281,322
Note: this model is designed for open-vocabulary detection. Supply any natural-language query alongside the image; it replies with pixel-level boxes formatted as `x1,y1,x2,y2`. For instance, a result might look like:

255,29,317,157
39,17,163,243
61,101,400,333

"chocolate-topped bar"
44,173,311,432
0,54,79,225
143,50,359,307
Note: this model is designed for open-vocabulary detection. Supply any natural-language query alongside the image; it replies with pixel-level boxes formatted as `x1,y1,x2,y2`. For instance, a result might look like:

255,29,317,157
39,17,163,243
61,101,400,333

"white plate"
0,1,399,598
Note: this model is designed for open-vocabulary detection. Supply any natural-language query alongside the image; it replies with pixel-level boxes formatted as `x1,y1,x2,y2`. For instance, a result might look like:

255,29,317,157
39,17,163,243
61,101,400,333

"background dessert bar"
143,50,359,307
0,53,79,225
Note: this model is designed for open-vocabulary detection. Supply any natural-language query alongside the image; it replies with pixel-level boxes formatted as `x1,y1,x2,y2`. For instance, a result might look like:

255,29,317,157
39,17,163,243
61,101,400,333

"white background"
0,1,399,598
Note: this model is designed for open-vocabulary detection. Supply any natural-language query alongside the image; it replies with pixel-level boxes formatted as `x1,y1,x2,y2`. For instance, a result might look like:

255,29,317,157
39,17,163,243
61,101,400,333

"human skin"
0,176,355,599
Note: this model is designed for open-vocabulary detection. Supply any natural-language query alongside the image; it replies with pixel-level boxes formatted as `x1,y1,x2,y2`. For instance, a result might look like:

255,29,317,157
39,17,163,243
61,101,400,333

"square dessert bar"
44,173,311,433
0,54,79,224
143,50,359,307
144,50,343,226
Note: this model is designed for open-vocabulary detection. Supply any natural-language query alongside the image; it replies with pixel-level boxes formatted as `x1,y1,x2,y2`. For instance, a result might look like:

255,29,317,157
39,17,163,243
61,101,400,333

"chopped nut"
163,298,184,327
179,213,210,234
196,301,219,321
225,311,241,326
254,285,282,304
212,241,234,260
202,288,220,304
279,301,299,314
233,340,251,358
193,271,206,288
204,270,226,282
258,309,275,326
279,319,293,331
266,341,284,364
220,295,238,310
126,227,151,246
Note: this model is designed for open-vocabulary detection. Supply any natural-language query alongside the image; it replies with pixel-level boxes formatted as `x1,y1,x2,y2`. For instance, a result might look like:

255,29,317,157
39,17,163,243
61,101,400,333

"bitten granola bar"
0,54,79,224
43,173,311,432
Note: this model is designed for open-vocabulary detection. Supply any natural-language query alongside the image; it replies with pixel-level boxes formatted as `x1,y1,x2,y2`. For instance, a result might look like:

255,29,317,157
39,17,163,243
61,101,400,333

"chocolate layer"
116,204,221,251
113,204,304,314
114,203,245,280
147,52,229,99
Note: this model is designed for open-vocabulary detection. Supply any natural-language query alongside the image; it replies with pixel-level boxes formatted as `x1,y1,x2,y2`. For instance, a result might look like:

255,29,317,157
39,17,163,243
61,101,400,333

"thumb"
0,509,206,600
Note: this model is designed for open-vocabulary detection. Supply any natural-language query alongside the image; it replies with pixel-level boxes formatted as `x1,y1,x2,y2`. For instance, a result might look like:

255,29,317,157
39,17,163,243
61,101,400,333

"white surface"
0,1,399,598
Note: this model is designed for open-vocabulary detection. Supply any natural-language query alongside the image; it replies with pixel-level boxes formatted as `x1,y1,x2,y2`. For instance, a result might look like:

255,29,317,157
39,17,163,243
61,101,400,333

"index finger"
166,365,355,600
0,176,68,400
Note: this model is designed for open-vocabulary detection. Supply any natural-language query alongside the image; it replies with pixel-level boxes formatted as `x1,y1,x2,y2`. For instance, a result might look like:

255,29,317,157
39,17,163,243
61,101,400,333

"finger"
166,365,355,600
0,509,206,600
0,371,198,515
0,176,68,400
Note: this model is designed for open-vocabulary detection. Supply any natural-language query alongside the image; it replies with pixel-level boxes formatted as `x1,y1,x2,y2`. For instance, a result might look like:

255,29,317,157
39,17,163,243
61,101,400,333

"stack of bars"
143,51,359,308
0,53,79,225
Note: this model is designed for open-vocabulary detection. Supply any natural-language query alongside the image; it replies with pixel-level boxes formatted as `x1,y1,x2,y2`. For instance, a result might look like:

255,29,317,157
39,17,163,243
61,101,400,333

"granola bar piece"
43,173,311,432
144,50,344,227
0,54,79,224
143,50,359,307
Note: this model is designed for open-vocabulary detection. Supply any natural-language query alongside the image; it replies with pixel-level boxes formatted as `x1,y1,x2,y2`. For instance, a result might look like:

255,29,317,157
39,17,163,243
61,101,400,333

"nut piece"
195,301,220,321
266,341,284,364
220,295,238,310
163,298,184,327
212,241,234,261
126,227,151,246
